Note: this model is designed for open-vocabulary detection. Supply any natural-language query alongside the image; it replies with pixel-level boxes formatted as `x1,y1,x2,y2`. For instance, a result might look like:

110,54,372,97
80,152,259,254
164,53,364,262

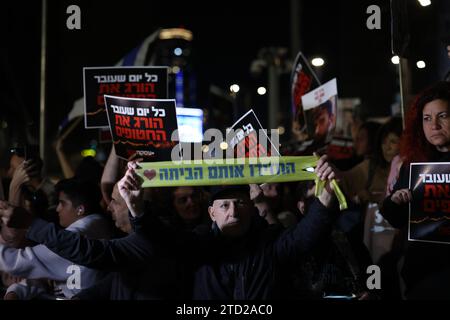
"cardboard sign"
227,109,280,158
83,66,168,128
137,156,318,187
104,95,178,161
291,52,321,141
409,162,450,244
301,78,338,146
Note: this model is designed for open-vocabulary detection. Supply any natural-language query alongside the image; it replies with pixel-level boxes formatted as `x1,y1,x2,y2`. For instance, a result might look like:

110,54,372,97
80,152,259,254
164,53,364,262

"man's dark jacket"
26,198,335,299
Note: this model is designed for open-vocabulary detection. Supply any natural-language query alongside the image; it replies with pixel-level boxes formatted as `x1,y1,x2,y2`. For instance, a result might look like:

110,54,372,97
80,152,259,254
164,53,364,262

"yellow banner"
136,156,347,210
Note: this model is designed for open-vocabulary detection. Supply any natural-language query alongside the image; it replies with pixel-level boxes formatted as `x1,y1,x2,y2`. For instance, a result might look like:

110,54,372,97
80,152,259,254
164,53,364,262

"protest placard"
104,95,178,161
409,162,450,244
301,78,338,147
227,109,280,158
84,66,168,128
291,52,321,141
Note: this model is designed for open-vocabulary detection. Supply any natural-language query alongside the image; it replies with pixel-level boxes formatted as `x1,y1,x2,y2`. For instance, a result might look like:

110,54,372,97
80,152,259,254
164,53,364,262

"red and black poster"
291,51,321,141
83,66,168,128
104,95,178,162
409,162,450,244
227,110,280,158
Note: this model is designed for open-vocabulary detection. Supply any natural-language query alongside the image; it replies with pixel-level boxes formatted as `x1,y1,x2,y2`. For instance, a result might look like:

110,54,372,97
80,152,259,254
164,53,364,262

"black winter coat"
26,198,335,300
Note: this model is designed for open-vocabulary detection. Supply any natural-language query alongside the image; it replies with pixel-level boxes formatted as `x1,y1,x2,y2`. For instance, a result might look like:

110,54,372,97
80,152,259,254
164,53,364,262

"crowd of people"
0,80,449,300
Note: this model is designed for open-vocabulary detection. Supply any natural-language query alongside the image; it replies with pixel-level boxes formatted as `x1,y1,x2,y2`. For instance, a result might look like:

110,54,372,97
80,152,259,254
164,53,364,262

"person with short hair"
2,155,340,299
312,100,336,145
115,155,340,299
0,178,113,300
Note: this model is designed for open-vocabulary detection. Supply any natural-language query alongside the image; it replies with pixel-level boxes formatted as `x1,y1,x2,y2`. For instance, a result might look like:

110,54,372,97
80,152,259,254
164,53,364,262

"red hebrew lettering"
99,84,110,94
151,118,163,129
155,130,167,141
115,115,131,127
133,116,141,128
436,185,450,198
145,83,155,93
109,84,120,93
424,185,437,198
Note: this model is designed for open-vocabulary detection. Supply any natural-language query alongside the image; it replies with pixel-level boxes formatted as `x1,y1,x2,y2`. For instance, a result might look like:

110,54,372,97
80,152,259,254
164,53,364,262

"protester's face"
208,196,253,237
56,191,81,228
354,128,369,157
108,185,131,234
382,132,400,163
422,99,450,151
314,108,332,141
173,187,201,222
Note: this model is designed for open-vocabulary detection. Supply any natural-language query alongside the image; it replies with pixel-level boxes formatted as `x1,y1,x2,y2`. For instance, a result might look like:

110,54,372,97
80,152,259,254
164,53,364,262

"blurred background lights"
418,0,431,7
391,55,400,64
311,57,325,67
230,84,240,93
416,60,426,69
172,66,180,74
257,86,267,95
219,142,228,150
81,149,96,158
174,47,183,56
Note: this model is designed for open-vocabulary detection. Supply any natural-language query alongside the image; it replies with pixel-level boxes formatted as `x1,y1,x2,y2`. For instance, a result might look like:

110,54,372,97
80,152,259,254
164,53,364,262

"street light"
219,142,228,150
257,86,266,95
172,66,180,74
230,84,240,93
418,0,431,7
174,47,183,56
416,60,426,69
391,56,400,65
311,57,325,67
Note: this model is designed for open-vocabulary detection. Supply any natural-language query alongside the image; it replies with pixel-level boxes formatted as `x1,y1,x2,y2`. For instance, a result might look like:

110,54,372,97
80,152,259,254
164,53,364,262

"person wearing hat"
118,155,339,299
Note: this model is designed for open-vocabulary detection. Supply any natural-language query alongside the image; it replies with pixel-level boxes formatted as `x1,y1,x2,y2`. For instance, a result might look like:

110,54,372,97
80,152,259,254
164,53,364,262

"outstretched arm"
0,243,74,280
55,117,82,179
1,195,160,272
274,198,336,264
101,148,124,205
5,281,48,300
274,154,338,263
25,218,157,271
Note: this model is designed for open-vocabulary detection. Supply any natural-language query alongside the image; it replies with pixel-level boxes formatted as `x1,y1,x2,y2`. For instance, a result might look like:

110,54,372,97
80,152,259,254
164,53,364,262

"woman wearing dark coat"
381,81,450,299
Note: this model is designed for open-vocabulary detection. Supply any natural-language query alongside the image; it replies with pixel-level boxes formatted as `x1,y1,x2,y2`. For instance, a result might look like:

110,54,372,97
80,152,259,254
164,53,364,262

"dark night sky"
1,0,449,170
